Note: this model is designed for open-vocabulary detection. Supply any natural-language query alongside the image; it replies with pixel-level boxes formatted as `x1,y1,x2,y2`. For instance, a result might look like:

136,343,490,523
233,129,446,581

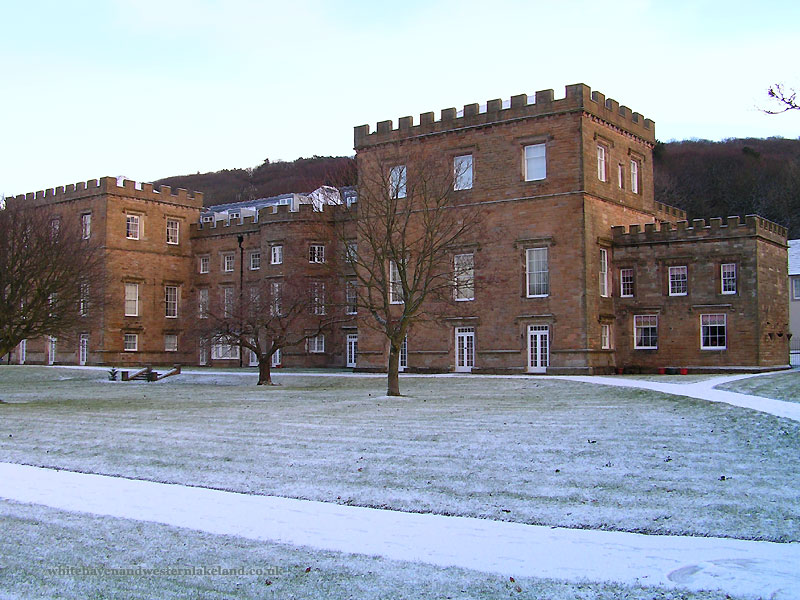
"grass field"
1,367,798,543
716,369,800,403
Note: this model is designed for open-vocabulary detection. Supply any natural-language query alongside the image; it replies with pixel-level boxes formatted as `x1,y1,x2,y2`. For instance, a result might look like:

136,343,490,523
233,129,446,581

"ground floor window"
271,348,281,367
399,336,408,372
346,334,358,368
308,335,325,354
601,324,611,349
124,334,138,352
211,343,239,360
164,334,178,352
700,314,727,350
79,334,89,365
18,339,26,364
527,324,549,372
455,327,475,372
48,336,57,364
634,315,658,349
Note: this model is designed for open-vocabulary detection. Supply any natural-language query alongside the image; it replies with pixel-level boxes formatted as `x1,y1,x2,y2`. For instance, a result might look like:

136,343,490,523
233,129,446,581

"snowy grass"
0,499,750,600
716,369,800,403
1,366,799,542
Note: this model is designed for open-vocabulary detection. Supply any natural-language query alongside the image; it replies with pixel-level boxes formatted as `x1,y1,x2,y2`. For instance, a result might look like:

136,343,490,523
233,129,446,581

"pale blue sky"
2,0,799,196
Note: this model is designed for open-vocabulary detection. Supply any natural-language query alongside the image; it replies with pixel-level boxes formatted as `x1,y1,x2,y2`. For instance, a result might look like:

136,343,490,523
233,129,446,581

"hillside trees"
0,201,105,358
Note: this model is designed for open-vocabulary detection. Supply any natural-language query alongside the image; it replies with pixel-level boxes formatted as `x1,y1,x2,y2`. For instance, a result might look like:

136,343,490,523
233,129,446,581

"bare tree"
0,201,104,358
765,83,799,114
195,275,347,385
335,148,482,396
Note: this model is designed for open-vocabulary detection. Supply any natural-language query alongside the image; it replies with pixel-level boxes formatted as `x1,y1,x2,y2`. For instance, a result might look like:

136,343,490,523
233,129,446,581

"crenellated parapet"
189,202,338,238
190,214,260,238
612,215,787,247
8,176,204,209
354,83,656,149
654,202,686,222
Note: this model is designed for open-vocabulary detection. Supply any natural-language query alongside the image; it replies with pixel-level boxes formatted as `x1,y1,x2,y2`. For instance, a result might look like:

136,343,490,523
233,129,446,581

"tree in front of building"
338,149,482,396
195,276,346,385
0,201,104,359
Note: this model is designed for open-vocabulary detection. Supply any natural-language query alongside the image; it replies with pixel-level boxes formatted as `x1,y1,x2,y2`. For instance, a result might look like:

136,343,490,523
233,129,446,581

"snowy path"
1,462,799,599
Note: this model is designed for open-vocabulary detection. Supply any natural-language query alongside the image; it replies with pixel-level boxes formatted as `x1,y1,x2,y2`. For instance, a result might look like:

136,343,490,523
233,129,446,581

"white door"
199,344,208,366
271,348,281,367
346,334,358,368
249,345,258,367
79,334,89,366
19,340,26,364
399,336,408,372
48,337,56,365
527,325,550,373
455,327,475,372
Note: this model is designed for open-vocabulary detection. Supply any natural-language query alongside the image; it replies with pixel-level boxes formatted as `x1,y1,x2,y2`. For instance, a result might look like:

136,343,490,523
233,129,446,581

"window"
634,315,658,349
271,281,282,316
166,219,179,244
346,279,358,314
79,283,89,317
454,253,475,301
669,266,688,296
228,211,240,220
309,244,325,263
308,334,325,353
526,247,549,297
524,143,546,181
124,283,139,316
597,145,608,182
454,155,473,190
81,213,91,239
223,287,234,318
389,165,407,199
201,215,213,223
271,245,283,265
198,288,209,318
164,334,178,352
389,260,403,304
124,333,138,352
212,343,240,360
601,324,611,349
165,286,178,318
199,256,210,274
793,277,800,300
599,248,609,297
701,314,727,350
48,292,57,316
620,268,634,297
721,263,736,294
630,159,640,194
310,281,326,315
223,253,235,272
50,218,60,236
345,241,357,264
250,251,261,271
126,215,140,240
617,164,625,189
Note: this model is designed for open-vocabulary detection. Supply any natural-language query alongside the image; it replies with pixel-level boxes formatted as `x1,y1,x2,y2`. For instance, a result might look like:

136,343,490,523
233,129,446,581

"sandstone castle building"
6,84,790,373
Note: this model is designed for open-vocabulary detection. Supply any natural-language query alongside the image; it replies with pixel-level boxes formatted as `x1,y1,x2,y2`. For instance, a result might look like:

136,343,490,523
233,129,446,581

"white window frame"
126,214,140,240
199,256,210,274
793,277,800,300
309,244,325,264
700,313,727,350
18,339,26,364
271,245,283,265
308,334,325,354
453,253,475,301
80,282,89,317
124,283,139,317
79,333,89,365
223,286,235,318
524,143,546,181
634,315,658,350
223,253,235,273
453,154,473,191
599,248,609,297
620,268,634,297
617,164,624,189
166,219,179,245
345,241,357,264
211,343,240,360
164,334,178,352
525,247,549,297
271,281,282,316
81,213,91,239
124,333,138,352
601,324,611,349
165,285,178,318
311,281,326,315
597,144,608,182
669,266,688,296
250,251,261,271
630,159,640,194
389,260,403,304
721,263,736,295
198,288,209,318
389,165,407,199
346,279,358,315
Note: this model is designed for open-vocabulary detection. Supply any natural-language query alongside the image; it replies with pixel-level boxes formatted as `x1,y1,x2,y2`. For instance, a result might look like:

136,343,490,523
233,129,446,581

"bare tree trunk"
387,341,401,396
257,357,273,386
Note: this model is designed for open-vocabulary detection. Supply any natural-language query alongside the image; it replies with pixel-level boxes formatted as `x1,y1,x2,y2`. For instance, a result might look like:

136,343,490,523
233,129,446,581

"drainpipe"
238,234,244,368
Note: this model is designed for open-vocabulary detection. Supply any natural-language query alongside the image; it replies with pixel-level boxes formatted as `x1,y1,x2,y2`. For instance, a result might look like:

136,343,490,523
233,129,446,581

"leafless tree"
0,201,105,358
334,147,482,396
765,83,799,114
194,275,347,385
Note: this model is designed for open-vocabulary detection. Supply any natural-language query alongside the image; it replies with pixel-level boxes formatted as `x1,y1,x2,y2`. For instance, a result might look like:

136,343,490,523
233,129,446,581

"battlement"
612,215,787,246
9,176,204,209
354,83,655,149
654,202,687,221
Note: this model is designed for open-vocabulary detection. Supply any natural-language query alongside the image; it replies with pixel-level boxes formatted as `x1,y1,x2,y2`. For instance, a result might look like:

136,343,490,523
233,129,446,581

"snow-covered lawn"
716,369,800,403
1,366,798,543
0,499,743,600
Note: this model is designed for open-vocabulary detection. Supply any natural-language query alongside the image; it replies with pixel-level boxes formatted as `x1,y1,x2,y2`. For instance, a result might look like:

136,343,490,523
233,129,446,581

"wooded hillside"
155,139,800,238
